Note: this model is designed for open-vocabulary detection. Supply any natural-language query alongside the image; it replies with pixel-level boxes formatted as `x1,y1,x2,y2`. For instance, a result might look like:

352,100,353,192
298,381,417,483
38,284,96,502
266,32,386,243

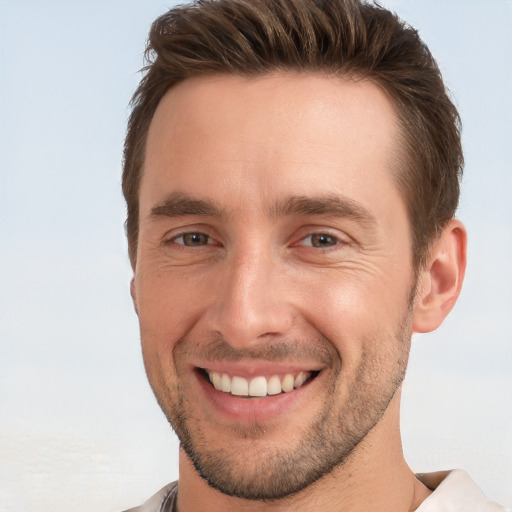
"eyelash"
169,232,216,247
297,232,345,249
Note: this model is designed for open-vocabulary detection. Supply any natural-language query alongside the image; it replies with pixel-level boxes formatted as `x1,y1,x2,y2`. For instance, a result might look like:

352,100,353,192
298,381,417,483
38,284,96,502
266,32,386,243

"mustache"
173,333,337,366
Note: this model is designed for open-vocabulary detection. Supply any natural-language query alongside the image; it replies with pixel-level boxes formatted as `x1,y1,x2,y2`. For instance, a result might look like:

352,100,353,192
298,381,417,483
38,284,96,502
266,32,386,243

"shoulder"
416,470,510,511
121,481,178,512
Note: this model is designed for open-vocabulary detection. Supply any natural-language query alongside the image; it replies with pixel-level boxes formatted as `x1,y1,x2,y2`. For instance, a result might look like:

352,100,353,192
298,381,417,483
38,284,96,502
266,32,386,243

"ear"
412,219,467,333
130,276,139,316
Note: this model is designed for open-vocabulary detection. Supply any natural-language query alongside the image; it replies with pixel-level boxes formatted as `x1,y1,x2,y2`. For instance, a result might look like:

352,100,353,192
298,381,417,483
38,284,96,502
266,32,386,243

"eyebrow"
149,192,376,228
269,194,377,228
150,192,227,219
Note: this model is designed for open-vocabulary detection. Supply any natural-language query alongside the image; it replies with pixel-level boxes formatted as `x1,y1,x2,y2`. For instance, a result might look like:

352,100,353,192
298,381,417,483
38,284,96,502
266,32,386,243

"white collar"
415,469,508,511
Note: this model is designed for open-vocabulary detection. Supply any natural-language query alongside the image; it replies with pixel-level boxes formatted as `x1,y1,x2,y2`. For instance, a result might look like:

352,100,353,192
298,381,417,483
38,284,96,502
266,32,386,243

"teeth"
281,374,294,392
221,373,231,393
248,376,267,397
206,370,313,397
294,372,307,388
212,372,222,390
267,375,282,395
231,376,249,396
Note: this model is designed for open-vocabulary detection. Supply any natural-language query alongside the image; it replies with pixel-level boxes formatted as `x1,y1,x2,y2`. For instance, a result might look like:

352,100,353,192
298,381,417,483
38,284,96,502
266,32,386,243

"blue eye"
173,233,211,246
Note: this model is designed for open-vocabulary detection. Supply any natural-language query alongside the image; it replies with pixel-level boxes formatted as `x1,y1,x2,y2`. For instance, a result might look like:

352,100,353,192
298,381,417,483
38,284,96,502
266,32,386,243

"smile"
205,370,316,397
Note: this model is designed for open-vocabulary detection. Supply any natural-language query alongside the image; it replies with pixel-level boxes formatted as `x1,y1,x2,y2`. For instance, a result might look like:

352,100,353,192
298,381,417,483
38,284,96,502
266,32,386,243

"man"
121,0,508,510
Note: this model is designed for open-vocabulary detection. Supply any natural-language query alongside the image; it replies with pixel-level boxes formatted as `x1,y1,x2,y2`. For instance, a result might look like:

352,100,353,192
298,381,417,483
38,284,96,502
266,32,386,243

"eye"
299,233,342,248
172,232,212,247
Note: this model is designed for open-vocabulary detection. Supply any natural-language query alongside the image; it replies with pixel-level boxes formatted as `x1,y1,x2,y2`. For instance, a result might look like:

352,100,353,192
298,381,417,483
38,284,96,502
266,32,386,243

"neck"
175,391,431,512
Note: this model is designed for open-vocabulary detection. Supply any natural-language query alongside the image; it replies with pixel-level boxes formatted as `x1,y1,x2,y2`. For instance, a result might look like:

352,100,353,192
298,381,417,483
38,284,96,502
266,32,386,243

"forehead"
142,72,402,216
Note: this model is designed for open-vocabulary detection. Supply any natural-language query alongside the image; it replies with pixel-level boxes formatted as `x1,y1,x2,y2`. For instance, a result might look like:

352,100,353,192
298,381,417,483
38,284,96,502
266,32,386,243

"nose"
204,246,294,348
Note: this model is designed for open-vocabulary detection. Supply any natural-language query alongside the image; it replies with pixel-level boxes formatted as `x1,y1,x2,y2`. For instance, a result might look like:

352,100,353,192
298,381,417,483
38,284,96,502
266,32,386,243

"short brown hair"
123,0,463,269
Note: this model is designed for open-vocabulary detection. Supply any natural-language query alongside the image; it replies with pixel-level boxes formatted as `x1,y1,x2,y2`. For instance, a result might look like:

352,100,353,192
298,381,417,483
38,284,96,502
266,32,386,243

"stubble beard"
146,308,413,501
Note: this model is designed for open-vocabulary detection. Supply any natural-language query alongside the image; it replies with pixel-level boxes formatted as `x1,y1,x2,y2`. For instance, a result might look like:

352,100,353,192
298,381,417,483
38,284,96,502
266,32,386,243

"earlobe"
412,219,467,334
130,277,139,316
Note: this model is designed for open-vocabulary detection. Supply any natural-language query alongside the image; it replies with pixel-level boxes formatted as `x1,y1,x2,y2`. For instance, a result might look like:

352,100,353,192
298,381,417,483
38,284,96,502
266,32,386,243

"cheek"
136,273,192,395
298,269,402,322
136,267,212,338
293,267,411,354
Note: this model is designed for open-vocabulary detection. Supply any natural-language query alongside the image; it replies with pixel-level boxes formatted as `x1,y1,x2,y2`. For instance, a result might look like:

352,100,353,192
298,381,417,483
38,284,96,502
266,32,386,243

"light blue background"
1,1,511,510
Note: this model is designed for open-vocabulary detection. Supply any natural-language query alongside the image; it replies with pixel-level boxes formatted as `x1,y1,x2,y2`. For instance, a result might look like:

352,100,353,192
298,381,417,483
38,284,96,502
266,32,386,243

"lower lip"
194,370,317,424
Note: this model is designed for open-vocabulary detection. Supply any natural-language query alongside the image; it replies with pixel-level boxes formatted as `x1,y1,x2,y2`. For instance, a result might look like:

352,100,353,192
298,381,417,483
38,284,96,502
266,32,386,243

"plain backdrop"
0,1,511,511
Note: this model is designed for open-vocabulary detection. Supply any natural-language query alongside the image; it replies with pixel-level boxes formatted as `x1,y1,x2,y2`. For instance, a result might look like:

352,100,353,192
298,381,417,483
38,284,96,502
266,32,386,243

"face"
132,73,416,500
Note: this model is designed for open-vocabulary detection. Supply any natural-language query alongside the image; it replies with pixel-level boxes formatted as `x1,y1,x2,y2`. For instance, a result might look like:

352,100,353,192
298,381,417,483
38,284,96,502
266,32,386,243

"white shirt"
416,470,509,511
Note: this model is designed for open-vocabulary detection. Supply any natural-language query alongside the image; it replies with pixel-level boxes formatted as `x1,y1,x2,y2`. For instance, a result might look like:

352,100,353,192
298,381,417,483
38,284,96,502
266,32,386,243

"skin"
131,73,467,511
